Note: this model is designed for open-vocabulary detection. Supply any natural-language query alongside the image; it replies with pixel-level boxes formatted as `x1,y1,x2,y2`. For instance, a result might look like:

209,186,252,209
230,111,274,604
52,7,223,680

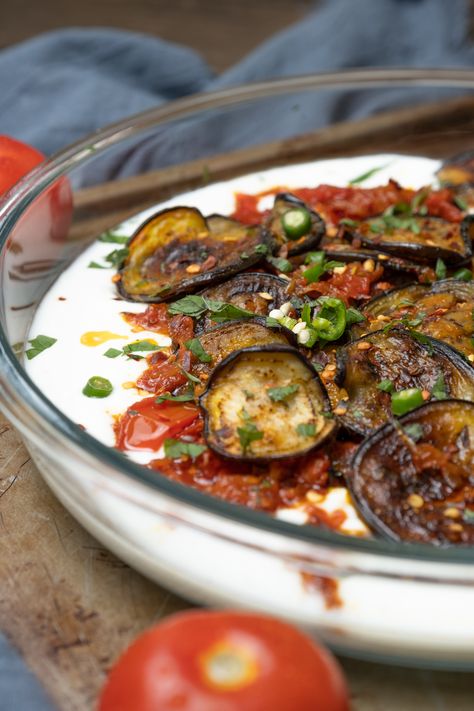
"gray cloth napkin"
1,0,473,708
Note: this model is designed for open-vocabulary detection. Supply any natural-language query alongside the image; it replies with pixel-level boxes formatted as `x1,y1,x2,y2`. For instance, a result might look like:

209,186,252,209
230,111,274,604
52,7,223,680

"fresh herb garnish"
377,379,394,393
168,295,254,322
409,329,434,355
346,307,365,325
105,247,129,268
104,348,122,358
163,439,207,459
303,251,344,283
403,423,424,442
98,229,129,244
254,243,270,256
435,258,447,280
339,218,359,228
88,261,108,269
122,340,162,355
25,334,57,360
296,422,316,437
156,388,195,404
454,195,469,211
463,509,474,523
267,384,299,403
266,255,294,274
185,337,212,363
348,164,389,185
265,317,282,328
237,409,263,455
431,373,448,400
181,367,202,385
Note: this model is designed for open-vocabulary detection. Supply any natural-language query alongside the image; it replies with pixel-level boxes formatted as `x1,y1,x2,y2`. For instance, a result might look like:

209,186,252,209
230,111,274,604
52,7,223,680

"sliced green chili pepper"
82,376,113,398
281,207,312,240
452,268,473,282
312,297,347,341
391,388,424,416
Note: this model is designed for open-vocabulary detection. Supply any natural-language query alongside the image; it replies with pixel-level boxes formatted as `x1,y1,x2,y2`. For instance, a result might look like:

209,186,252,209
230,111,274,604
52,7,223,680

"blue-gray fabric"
0,0,473,707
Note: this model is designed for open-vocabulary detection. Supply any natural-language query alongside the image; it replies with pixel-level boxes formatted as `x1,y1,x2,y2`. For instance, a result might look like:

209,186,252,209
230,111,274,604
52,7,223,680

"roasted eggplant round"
436,150,474,187
264,193,325,257
118,207,273,302
319,240,434,280
334,327,474,436
191,319,292,383
350,400,474,545
341,215,473,265
195,273,290,332
200,345,335,461
351,279,474,359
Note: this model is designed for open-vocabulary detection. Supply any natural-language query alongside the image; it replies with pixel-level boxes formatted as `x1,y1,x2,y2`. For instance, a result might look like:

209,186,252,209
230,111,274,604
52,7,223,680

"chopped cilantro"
267,384,299,403
88,261,108,269
105,247,129,267
98,230,129,244
185,337,212,363
348,164,389,185
266,255,294,273
435,258,447,280
377,379,394,393
122,340,162,354
25,334,57,360
181,367,202,385
296,422,316,437
431,373,448,400
403,423,424,442
237,409,263,455
168,295,254,322
164,439,206,459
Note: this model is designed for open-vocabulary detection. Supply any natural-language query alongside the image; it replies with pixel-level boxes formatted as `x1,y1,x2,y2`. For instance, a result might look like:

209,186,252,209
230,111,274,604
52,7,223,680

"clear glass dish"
2,69,474,669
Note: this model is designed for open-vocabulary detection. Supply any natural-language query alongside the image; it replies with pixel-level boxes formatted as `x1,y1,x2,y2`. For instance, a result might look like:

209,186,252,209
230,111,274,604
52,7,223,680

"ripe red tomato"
116,397,201,451
0,134,72,243
99,610,350,711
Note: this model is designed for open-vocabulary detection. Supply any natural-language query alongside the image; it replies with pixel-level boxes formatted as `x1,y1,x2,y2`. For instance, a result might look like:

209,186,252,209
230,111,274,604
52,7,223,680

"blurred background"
2,0,315,71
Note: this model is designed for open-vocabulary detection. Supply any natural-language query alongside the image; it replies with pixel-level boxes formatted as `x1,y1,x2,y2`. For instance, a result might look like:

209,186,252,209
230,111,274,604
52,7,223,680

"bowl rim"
2,67,474,566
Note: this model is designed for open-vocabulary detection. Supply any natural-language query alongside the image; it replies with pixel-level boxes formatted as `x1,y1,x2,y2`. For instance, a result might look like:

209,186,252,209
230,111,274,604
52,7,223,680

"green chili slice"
82,376,113,398
281,207,312,240
312,297,347,341
391,388,424,416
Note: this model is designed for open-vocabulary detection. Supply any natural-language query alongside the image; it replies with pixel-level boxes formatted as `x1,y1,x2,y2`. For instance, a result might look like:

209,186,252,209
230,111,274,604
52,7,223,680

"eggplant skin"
117,206,273,302
352,279,474,359
264,193,325,257
191,319,293,384
195,273,290,333
350,400,474,545
335,327,474,436
200,345,336,461
341,215,472,265
319,241,433,280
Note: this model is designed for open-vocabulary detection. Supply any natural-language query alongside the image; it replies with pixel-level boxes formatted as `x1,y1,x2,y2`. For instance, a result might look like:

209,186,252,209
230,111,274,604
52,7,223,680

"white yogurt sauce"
25,154,442,539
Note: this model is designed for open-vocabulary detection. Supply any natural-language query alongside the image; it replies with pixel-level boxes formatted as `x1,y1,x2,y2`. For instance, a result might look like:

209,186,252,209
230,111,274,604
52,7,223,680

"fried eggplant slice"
264,193,325,257
118,207,272,302
319,239,434,281
437,150,474,187
352,280,474,359
341,215,473,265
350,400,474,545
191,319,292,384
196,273,290,332
200,345,335,461
335,327,474,436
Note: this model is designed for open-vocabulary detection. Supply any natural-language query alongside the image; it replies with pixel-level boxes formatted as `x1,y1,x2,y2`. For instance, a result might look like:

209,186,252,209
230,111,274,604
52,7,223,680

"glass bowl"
2,69,474,670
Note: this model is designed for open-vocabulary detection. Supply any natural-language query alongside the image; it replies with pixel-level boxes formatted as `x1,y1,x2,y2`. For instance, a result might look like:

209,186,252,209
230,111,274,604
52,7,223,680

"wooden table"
3,92,474,708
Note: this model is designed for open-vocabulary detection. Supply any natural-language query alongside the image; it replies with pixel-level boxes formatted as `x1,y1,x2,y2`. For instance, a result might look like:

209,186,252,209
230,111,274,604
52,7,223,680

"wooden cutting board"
2,97,474,709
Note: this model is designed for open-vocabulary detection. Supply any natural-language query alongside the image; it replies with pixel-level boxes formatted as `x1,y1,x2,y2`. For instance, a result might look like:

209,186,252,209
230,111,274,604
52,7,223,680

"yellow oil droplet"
80,331,125,347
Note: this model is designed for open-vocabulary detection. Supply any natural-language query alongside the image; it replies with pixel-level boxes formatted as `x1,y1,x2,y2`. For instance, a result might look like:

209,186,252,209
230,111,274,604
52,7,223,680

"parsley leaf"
267,384,299,403
181,367,202,385
296,422,316,437
237,409,263,454
431,373,448,400
184,338,212,363
435,258,447,280
266,255,294,273
163,439,207,459
98,230,129,244
88,261,108,269
377,379,394,393
25,334,57,360
123,340,162,354
348,164,389,185
168,295,209,318
168,295,254,322
403,423,424,442
104,348,122,358
105,247,129,268
346,307,365,325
